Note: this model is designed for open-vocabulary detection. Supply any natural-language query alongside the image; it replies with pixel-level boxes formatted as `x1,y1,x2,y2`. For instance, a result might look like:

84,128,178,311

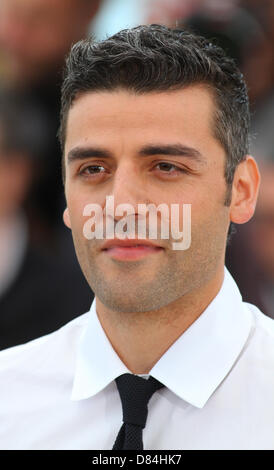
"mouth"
101,239,164,261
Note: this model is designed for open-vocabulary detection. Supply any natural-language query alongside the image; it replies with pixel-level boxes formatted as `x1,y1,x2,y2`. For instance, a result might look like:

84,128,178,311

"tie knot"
115,373,163,428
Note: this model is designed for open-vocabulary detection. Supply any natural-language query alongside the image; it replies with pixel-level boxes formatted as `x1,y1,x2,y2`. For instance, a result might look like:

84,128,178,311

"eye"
155,162,186,173
80,165,106,176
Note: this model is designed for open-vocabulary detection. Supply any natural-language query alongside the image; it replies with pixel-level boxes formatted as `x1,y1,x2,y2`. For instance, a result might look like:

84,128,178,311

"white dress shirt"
0,267,274,450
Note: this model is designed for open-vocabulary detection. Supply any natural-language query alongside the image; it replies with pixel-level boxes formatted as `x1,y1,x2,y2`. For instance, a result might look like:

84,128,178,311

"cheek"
66,196,89,235
149,190,209,243
189,195,229,248
66,191,106,245
171,192,211,231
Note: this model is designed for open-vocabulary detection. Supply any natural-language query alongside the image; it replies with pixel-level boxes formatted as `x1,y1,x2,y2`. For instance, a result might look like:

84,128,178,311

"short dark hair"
59,24,250,205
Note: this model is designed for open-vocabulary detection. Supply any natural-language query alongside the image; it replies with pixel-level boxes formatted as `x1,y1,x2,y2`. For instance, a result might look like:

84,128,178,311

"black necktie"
112,373,164,450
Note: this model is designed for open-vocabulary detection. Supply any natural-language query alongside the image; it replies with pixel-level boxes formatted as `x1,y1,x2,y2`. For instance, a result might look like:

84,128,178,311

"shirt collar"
71,267,253,408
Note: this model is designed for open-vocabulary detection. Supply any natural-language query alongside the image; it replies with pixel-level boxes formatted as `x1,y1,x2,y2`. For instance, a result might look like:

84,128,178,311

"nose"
108,161,150,220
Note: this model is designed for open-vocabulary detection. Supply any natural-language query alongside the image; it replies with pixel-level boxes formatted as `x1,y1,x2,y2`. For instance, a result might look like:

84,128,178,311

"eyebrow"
67,147,112,163
139,144,204,162
67,143,205,164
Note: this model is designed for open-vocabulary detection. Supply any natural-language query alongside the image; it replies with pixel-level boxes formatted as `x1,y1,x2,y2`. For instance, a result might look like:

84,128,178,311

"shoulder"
246,301,274,337
0,312,90,378
0,311,91,448
242,301,274,366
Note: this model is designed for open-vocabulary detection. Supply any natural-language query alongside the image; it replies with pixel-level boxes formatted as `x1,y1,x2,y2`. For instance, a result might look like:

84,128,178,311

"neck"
96,266,225,374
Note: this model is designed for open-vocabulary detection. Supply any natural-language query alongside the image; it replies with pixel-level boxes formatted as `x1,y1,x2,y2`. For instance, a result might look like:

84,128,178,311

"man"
0,24,273,450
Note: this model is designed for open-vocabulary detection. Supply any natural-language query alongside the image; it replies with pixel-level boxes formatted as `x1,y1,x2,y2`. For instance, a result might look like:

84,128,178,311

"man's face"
64,86,230,312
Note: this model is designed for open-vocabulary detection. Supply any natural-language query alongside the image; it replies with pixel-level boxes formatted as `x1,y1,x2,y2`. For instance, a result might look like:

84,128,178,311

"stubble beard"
72,229,224,314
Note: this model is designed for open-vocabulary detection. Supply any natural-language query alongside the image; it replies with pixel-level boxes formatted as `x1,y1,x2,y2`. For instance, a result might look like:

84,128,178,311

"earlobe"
63,207,71,229
229,155,260,225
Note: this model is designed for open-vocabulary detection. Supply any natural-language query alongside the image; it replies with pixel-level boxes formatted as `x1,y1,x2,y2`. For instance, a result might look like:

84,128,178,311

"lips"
101,239,163,261
102,239,162,250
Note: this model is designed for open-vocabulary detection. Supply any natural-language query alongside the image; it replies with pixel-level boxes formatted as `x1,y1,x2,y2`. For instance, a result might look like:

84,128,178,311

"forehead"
64,85,220,157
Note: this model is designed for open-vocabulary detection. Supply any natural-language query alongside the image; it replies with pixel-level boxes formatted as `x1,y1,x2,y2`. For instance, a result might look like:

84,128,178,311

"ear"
63,207,71,229
229,155,260,224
